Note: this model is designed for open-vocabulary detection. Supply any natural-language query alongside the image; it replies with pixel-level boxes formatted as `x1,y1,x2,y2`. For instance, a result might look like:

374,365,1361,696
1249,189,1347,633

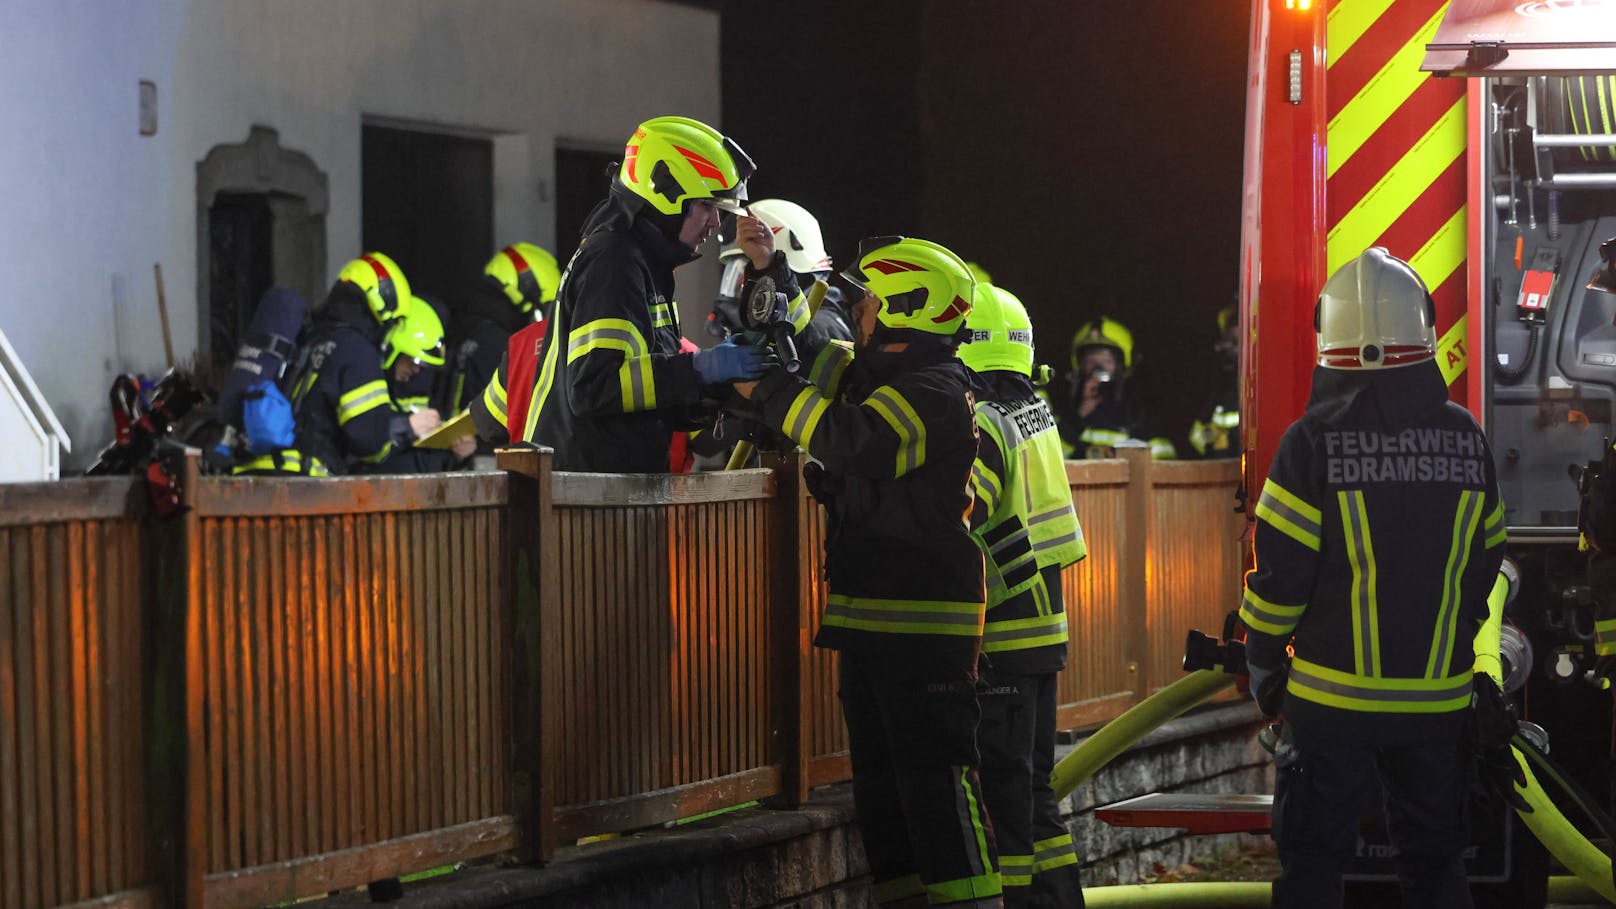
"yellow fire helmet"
966,261,993,287
337,252,411,324
484,243,561,314
1071,316,1134,371
382,296,447,369
842,236,976,339
959,283,1035,377
618,116,755,217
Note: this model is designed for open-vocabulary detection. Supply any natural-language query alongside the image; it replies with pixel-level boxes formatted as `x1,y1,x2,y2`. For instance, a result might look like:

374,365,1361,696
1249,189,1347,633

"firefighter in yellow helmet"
441,243,560,417
732,234,1002,907
469,116,773,470
381,296,477,470
1058,316,1176,459
1187,301,1241,459
959,283,1086,908
1240,248,1509,908
289,253,444,473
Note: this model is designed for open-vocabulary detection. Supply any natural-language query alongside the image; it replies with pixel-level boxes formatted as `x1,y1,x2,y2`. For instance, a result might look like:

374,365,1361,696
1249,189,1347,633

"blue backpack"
241,380,297,454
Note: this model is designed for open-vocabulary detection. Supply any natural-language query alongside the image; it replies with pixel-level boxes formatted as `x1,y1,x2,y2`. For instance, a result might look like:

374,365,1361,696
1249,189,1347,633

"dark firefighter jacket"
289,290,413,475
751,338,986,676
443,280,529,416
970,371,1086,674
509,212,705,472
1058,396,1176,460
1240,361,1507,744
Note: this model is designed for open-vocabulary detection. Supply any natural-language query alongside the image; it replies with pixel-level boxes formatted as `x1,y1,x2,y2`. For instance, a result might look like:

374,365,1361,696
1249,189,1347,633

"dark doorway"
207,193,274,371
555,147,620,262
361,125,494,309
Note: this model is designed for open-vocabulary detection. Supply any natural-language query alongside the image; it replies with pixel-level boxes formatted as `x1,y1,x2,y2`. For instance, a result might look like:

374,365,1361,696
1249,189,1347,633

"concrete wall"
0,0,720,471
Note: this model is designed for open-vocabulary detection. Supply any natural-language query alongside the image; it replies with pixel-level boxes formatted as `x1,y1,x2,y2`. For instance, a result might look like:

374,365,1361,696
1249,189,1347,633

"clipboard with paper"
414,408,476,449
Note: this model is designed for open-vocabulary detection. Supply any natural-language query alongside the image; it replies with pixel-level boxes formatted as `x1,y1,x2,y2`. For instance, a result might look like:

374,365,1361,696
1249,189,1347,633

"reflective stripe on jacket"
1242,395,1507,737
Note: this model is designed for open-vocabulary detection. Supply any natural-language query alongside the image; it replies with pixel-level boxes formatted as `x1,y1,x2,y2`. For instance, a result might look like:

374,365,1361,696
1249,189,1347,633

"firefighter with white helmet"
739,198,857,346
1240,247,1511,908
1059,316,1176,460
469,116,774,469
732,235,1002,907
960,283,1087,907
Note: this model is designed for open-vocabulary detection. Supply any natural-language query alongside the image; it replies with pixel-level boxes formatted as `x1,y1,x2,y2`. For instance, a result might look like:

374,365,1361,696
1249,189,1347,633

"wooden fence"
0,447,1244,908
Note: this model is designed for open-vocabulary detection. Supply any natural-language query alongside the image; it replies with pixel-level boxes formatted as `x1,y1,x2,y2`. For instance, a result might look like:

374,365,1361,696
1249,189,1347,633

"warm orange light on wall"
1284,0,1312,9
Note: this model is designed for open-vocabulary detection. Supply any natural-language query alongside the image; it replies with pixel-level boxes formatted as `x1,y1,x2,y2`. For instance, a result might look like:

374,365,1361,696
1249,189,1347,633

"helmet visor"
840,235,906,293
718,258,748,300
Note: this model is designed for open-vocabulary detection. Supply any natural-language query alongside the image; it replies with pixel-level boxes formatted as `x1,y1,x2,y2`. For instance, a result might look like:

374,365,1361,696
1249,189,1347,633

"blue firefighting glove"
694,338,774,384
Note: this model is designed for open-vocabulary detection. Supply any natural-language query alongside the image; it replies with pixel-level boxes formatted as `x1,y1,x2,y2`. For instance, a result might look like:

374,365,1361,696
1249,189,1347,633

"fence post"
764,451,810,806
1119,447,1154,699
499,446,559,861
149,450,204,907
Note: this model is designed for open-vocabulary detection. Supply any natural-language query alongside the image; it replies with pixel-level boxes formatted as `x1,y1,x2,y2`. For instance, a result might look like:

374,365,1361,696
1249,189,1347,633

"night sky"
721,1,1250,452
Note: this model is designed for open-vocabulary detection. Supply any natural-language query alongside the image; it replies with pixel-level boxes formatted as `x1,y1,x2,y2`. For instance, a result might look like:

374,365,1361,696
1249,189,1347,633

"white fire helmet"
748,199,833,276
1316,247,1436,370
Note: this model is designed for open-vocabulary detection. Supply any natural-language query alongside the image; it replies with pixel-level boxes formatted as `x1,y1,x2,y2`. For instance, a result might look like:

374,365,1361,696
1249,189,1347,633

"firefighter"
1239,248,1510,908
746,198,855,347
468,116,772,471
959,283,1086,908
733,234,1001,908
392,294,450,413
1187,302,1241,459
441,243,559,416
381,296,477,470
1058,317,1175,460
289,252,442,473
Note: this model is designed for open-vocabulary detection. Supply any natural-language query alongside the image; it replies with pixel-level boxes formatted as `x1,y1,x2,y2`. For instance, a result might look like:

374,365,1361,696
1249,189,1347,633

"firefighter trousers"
977,666,1084,909
1271,726,1471,909
838,649,1003,908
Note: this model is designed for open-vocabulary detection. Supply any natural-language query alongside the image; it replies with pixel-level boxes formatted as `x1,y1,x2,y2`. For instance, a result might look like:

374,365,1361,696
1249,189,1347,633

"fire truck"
1240,0,1616,811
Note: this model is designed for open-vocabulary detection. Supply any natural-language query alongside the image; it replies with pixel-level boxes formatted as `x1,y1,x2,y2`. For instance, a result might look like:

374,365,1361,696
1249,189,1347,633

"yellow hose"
1083,882,1270,907
1051,670,1236,800
1514,746,1616,903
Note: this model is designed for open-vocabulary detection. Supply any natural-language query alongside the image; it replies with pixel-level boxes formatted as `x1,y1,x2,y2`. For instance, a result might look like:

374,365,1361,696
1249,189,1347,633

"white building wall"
0,0,721,471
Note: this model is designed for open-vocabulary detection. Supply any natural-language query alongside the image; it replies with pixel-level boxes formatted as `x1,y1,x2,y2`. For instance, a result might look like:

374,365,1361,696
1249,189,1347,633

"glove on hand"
1247,660,1289,718
694,338,774,384
1468,673,1532,813
802,461,843,504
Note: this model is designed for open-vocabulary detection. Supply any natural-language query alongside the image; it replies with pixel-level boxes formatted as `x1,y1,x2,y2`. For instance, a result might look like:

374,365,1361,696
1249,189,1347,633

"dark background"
720,1,1250,451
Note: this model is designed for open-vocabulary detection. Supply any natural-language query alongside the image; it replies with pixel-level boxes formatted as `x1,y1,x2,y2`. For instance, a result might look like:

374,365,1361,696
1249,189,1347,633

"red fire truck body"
1240,0,1616,793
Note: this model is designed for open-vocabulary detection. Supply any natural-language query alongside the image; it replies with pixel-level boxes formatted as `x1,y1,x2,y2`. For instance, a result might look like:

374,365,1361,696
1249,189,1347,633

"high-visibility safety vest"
971,394,1086,669
1241,390,1507,738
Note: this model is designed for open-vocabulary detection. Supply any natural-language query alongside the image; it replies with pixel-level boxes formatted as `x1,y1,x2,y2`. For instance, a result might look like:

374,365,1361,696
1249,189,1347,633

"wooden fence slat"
0,528,21,909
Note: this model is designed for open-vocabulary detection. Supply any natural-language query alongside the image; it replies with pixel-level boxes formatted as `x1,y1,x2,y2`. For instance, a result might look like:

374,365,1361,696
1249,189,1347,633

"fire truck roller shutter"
1543,76,1616,166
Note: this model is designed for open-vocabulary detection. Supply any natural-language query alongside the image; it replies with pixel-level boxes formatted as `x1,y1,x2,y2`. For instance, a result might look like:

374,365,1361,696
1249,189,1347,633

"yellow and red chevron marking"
1326,0,1469,400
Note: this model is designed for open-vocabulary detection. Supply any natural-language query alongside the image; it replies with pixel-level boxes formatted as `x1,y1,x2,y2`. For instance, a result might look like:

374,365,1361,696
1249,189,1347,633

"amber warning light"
1284,0,1313,9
